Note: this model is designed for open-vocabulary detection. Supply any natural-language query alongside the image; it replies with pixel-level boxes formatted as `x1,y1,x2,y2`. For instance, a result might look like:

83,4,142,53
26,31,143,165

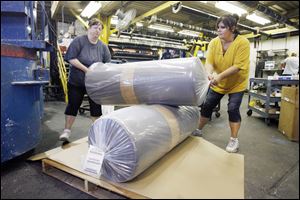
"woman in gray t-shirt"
59,18,111,142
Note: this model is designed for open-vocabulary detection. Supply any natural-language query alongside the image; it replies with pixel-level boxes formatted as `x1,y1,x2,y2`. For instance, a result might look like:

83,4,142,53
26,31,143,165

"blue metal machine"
1,1,50,163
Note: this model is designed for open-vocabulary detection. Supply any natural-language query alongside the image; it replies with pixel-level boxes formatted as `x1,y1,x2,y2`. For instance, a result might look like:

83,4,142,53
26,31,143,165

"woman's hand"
69,58,90,74
84,68,91,74
209,73,222,87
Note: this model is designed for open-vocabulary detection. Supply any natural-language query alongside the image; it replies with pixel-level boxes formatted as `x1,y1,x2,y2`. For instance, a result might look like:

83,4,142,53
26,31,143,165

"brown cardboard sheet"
30,136,244,198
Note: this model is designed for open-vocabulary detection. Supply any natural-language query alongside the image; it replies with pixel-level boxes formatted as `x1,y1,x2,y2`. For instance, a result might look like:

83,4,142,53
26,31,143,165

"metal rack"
109,43,159,62
247,78,299,125
255,49,288,78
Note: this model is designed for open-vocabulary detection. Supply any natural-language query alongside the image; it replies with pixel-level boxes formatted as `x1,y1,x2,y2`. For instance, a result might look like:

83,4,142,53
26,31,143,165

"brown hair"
291,52,297,57
88,18,103,29
216,14,240,34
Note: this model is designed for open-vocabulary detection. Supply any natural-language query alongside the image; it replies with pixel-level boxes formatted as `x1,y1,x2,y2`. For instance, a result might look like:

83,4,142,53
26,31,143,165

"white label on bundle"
101,105,115,116
83,145,104,178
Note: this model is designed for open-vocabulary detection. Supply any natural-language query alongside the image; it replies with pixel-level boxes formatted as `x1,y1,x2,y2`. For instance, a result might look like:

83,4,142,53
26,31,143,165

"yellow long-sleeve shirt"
206,35,250,94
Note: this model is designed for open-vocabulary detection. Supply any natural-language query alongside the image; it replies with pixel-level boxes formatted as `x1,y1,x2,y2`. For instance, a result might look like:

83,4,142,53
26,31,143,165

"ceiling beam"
263,1,286,7
241,32,261,39
51,1,61,18
131,1,181,25
240,1,298,29
262,27,299,35
69,9,88,28
286,8,299,18
111,1,181,34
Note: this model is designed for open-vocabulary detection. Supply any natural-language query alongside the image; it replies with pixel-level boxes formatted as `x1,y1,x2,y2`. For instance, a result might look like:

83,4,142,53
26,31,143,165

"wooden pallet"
35,136,244,199
42,158,147,199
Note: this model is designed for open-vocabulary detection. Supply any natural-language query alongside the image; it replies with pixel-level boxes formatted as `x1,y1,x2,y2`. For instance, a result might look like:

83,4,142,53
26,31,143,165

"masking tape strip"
154,105,181,149
120,67,139,104
282,97,299,108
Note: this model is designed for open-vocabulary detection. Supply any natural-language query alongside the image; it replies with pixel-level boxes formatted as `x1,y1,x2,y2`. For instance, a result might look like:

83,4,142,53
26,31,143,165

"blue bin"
1,1,50,163
1,44,49,163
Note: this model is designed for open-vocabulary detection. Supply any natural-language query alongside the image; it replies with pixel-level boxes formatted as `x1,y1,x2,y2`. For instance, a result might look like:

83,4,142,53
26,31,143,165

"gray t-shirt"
65,35,111,87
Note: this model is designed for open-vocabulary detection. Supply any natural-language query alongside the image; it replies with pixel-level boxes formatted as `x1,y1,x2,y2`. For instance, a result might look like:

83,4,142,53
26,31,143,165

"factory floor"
1,94,299,199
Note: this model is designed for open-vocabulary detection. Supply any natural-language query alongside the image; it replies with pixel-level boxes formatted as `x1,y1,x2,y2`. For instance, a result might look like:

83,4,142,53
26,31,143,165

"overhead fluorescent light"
199,1,207,3
215,2,247,16
246,13,271,25
80,1,102,19
132,36,154,41
110,15,143,27
136,22,143,27
148,24,174,32
120,35,131,39
131,36,182,45
178,30,201,37
110,15,118,25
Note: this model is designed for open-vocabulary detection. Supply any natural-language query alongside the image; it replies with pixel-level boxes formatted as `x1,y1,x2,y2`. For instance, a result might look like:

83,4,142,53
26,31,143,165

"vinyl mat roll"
88,105,200,182
85,57,209,106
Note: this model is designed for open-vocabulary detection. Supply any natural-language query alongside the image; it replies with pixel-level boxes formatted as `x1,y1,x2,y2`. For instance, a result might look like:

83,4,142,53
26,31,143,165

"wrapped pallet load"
88,105,200,182
85,57,209,106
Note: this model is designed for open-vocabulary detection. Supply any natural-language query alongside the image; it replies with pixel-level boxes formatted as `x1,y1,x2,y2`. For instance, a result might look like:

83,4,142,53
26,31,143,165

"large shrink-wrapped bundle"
85,57,209,106
88,105,200,182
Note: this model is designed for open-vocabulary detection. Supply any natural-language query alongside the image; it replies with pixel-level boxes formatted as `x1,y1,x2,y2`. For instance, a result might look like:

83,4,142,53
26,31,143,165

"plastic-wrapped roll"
88,105,200,182
85,57,209,106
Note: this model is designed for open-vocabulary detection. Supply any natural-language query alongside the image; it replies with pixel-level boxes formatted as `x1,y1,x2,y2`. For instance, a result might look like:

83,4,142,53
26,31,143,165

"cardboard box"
278,86,299,141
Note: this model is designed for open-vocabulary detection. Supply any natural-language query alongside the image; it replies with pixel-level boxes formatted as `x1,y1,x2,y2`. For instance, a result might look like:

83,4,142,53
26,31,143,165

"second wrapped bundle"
85,57,209,106
88,105,200,182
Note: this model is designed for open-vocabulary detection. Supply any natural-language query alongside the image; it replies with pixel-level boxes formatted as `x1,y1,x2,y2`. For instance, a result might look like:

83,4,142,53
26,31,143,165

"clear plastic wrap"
88,105,200,182
85,57,209,106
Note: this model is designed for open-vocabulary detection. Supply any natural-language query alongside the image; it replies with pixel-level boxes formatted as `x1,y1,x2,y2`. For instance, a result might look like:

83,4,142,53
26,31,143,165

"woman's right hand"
85,68,91,73
208,73,221,87
69,58,90,74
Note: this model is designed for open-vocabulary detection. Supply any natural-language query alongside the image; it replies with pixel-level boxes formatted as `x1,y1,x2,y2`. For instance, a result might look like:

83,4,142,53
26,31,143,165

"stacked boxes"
278,86,299,141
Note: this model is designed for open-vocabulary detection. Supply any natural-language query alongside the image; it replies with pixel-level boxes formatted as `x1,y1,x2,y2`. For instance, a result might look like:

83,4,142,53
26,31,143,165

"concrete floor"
1,94,299,199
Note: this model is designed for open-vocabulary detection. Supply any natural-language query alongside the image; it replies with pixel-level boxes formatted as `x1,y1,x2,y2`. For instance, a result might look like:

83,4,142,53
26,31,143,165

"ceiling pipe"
180,5,259,34
121,31,185,44
153,16,217,35
109,32,188,50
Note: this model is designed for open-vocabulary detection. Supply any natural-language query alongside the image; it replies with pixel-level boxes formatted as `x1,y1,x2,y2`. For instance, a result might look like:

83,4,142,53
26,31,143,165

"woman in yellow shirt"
193,14,250,153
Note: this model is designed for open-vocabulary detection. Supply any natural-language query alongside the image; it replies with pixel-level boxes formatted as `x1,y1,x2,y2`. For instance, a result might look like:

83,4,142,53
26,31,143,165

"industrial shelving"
109,43,159,62
255,49,288,78
247,78,299,125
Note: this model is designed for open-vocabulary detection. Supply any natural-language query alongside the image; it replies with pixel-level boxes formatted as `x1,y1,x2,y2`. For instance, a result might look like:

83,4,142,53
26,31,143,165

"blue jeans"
201,88,244,122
